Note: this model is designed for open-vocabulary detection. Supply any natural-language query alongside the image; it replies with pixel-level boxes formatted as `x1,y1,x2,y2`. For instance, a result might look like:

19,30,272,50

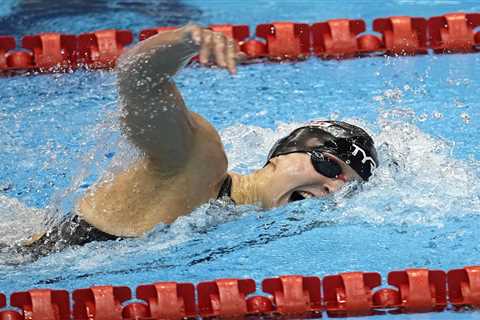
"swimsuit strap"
217,174,233,200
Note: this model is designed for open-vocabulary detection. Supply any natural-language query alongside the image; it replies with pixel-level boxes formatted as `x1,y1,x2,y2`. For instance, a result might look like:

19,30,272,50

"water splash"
0,195,46,245
222,118,480,229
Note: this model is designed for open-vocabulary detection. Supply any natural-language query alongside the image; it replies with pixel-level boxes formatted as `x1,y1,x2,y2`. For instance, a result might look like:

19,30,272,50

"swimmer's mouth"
289,191,315,203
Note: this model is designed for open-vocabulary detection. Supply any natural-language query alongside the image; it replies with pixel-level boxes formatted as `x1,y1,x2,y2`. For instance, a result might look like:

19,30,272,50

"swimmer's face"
262,152,361,208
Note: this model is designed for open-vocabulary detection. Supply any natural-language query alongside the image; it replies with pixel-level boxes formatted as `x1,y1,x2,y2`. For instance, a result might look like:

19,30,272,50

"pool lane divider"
1,12,480,320
1,12,480,76
0,266,479,319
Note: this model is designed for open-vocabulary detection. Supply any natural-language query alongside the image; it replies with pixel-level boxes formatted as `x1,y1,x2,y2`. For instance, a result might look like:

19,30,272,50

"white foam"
219,118,480,227
0,195,46,245
1,117,479,266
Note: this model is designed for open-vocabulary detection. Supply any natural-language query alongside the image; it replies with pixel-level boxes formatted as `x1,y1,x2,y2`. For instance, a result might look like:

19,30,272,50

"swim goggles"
308,150,343,179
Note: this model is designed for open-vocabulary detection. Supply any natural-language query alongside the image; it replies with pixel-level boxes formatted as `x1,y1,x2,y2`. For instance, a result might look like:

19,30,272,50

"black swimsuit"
217,174,233,201
22,175,234,258
21,215,120,259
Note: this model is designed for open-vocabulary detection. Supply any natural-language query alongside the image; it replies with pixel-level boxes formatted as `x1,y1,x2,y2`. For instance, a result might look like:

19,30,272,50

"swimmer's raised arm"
117,24,238,173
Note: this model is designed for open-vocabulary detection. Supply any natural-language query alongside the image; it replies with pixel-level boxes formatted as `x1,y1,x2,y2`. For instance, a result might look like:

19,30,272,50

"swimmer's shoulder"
76,159,162,236
77,112,228,235
77,151,227,236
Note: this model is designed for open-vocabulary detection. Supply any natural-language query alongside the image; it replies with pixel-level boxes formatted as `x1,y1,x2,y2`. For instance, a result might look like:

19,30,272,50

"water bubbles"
379,107,417,125
432,111,444,120
460,112,470,124
220,124,280,173
371,120,480,226
0,195,47,245
453,98,465,108
383,88,403,100
447,78,471,86
417,113,428,122
373,88,406,106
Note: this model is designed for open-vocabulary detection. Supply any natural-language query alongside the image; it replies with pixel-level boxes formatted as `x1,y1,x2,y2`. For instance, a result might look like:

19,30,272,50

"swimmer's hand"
185,24,245,75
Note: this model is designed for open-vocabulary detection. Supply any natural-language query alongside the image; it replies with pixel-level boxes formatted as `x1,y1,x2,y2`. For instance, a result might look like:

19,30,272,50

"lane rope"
0,266,479,319
1,11,480,319
1,12,479,75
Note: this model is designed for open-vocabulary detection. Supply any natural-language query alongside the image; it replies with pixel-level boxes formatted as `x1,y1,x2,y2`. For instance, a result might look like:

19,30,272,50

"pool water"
1,1,480,319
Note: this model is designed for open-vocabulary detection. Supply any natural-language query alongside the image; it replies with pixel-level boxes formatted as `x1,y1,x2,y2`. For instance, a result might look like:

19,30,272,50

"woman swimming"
22,24,378,255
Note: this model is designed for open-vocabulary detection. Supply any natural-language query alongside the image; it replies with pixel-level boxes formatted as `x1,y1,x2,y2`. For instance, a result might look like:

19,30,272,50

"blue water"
1,1,480,319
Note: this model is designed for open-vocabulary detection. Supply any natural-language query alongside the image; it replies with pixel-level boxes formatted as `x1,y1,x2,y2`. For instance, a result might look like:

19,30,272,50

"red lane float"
2,12,480,76
5,51,34,71
77,30,133,69
197,278,255,317
373,16,428,55
324,271,381,317
256,22,310,59
312,19,371,58
22,33,77,70
0,36,35,73
240,39,267,59
263,275,322,315
387,269,447,313
72,286,131,320
136,282,196,319
429,13,480,53
0,36,16,69
0,266,479,319
10,289,70,320
448,266,480,308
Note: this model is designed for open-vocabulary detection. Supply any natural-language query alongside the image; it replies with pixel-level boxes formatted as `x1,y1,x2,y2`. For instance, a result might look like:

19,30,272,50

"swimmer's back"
77,112,228,237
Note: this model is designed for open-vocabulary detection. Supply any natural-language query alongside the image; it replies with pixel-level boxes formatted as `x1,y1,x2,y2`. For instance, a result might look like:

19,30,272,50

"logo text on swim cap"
352,143,377,173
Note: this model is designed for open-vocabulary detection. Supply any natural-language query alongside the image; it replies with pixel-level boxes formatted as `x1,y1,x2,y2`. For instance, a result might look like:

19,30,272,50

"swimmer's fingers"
213,33,227,69
198,29,228,68
197,28,240,74
225,38,238,74
199,29,213,65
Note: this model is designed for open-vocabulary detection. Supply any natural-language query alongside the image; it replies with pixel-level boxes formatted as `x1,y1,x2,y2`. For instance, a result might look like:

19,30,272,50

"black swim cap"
266,121,378,180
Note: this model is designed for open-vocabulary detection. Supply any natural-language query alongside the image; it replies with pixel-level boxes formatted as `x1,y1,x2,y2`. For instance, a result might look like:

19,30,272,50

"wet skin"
74,25,362,238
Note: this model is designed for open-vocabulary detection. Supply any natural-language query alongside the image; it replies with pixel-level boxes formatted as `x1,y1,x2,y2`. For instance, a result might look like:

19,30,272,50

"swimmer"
22,24,378,256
